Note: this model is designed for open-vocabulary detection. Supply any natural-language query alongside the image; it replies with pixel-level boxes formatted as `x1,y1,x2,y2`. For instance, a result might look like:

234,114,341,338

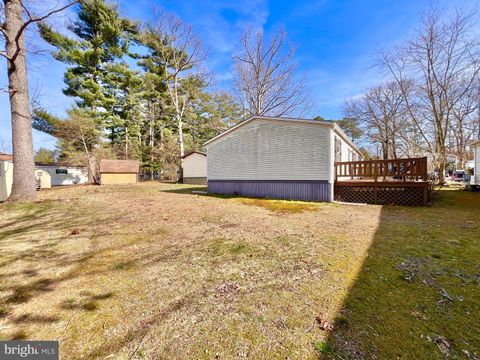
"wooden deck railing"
335,157,428,182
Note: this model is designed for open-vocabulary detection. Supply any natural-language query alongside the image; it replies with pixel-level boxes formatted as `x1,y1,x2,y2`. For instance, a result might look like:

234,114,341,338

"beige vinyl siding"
475,144,480,185
183,153,207,178
0,160,13,202
101,173,137,185
207,119,331,180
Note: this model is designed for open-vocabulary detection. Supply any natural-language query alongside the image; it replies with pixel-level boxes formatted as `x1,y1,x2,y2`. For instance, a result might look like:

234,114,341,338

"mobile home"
205,116,362,202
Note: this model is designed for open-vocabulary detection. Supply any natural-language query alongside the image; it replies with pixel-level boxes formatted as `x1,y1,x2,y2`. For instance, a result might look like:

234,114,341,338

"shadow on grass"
60,291,115,312
161,185,323,202
321,189,480,359
86,291,198,359
0,198,147,338
160,186,208,195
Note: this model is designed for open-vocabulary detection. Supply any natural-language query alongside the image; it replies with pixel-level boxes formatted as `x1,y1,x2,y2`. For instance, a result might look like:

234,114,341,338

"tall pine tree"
38,0,137,124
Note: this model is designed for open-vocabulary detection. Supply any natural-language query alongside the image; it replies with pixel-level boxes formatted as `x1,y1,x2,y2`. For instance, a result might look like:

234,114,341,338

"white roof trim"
204,115,362,156
205,116,333,146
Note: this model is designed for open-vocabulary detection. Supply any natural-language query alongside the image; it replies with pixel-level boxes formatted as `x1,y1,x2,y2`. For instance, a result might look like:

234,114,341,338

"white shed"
473,140,480,185
182,152,207,185
36,165,88,186
205,116,362,202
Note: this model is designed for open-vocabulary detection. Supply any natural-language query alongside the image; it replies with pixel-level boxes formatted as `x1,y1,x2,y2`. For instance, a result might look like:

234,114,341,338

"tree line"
2,0,311,202
344,7,480,183
3,2,478,202
32,2,243,182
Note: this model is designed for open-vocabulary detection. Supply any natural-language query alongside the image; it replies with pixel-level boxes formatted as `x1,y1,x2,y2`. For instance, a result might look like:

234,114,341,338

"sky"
0,0,470,152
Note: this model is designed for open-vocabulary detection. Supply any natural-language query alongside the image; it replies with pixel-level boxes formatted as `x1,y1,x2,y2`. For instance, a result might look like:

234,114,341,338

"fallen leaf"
316,315,335,331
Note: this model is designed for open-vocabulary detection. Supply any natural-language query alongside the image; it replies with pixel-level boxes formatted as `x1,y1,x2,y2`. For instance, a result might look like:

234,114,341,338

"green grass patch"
331,189,480,359
314,340,334,354
206,237,252,257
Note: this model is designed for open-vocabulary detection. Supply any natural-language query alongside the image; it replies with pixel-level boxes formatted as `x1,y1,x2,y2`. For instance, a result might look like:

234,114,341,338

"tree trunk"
382,141,389,160
5,0,37,202
125,124,128,159
178,115,184,182
149,105,154,180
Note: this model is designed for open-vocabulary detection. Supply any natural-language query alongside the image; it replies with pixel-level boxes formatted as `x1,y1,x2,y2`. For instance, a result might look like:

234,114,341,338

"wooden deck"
334,157,430,206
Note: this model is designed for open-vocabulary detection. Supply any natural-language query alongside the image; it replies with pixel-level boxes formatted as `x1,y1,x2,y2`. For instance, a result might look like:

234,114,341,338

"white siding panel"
37,166,88,186
0,161,13,201
207,119,331,180
183,153,207,178
475,144,480,185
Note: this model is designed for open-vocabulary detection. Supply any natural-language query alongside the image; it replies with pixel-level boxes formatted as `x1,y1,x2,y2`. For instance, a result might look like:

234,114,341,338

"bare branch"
233,27,313,118
375,6,480,181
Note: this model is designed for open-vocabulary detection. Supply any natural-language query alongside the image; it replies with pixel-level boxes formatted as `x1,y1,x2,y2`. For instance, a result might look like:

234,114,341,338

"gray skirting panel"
208,180,332,202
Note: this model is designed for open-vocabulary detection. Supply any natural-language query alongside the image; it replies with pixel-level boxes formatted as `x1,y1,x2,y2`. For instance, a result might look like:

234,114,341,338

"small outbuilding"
100,159,139,185
36,164,88,186
182,151,207,185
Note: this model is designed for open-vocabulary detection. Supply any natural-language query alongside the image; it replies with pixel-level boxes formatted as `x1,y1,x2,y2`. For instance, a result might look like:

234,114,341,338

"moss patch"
237,198,320,213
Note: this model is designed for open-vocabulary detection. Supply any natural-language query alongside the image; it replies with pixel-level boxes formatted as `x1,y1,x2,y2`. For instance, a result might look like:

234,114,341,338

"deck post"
423,183,428,206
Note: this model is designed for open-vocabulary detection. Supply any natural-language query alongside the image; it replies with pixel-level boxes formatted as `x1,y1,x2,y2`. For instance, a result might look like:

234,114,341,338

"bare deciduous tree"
345,81,406,160
379,8,480,182
0,0,77,202
448,79,480,168
57,110,100,184
0,135,12,153
233,27,312,118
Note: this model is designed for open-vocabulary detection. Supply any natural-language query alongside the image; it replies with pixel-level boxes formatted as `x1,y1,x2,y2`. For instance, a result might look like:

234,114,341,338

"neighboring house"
474,140,480,185
205,116,363,202
36,164,88,186
100,160,139,185
182,152,207,185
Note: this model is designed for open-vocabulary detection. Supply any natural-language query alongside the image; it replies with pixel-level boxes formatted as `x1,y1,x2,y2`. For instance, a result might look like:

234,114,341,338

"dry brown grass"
0,183,477,359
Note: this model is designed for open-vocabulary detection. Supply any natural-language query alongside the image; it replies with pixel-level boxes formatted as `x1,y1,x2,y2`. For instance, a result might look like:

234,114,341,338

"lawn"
0,183,478,359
